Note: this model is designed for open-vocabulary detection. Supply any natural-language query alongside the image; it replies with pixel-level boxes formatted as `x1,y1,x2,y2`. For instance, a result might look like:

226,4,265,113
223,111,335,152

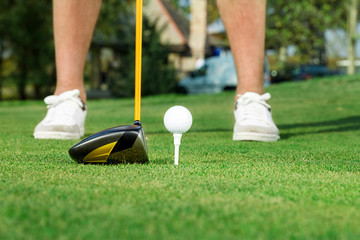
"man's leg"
34,0,101,139
217,0,266,97
217,0,279,142
53,0,102,102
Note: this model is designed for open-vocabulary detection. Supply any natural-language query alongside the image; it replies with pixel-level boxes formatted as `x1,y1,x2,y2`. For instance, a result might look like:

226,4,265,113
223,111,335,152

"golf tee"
173,133,182,165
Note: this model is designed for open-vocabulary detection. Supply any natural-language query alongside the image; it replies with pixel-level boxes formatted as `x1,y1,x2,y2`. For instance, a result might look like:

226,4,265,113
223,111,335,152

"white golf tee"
173,133,182,165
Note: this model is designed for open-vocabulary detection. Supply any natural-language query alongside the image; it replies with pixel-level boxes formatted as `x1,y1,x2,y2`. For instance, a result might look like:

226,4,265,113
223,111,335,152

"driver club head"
69,121,149,164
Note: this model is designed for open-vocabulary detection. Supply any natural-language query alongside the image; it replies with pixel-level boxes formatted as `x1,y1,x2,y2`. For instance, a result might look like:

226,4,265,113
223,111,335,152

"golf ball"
164,106,192,134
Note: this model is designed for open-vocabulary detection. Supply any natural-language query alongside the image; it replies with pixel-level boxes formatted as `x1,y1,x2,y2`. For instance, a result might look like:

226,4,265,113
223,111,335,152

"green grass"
1,75,360,239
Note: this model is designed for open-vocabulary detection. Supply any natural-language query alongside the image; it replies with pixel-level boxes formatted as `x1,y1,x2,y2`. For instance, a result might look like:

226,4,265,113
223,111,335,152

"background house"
144,0,212,78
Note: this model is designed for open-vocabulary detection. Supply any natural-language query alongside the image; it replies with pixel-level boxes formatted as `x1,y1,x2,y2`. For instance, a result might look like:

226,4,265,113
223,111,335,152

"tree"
0,0,12,100
90,0,135,90
266,1,346,65
168,0,190,17
0,0,53,100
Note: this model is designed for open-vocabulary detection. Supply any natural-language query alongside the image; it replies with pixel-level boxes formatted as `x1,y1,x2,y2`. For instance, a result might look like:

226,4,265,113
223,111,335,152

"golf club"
68,0,149,164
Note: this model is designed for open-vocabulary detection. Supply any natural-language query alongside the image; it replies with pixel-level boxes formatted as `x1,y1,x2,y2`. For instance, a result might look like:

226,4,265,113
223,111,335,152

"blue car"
178,53,270,94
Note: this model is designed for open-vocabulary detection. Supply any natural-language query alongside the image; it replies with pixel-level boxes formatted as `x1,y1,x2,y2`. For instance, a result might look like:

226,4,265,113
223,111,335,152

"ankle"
54,88,87,103
235,91,264,102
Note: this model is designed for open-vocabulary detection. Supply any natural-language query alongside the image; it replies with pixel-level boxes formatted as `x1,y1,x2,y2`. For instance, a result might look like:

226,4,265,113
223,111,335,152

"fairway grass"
1,75,360,239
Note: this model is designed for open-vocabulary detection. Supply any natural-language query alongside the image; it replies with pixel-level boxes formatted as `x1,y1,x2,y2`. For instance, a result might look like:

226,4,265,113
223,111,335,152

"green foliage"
0,0,54,99
168,0,190,17
207,0,220,23
95,0,135,44
266,0,347,62
168,0,219,28
1,75,360,239
108,17,176,97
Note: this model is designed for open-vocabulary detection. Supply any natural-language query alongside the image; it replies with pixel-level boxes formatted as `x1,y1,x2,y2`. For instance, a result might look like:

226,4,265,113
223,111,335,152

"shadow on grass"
83,116,360,140
144,128,233,134
279,116,360,139
149,158,170,165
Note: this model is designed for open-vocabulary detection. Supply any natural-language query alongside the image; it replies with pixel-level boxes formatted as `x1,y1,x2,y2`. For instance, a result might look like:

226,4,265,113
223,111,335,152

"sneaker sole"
34,131,83,140
233,132,280,142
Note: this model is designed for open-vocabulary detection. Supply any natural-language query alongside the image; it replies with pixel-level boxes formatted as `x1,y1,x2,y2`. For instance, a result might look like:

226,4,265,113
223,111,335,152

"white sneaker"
34,89,87,140
233,92,279,142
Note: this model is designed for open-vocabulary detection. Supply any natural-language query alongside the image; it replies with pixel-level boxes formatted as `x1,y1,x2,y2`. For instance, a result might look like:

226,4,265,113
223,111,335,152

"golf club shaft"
135,0,143,122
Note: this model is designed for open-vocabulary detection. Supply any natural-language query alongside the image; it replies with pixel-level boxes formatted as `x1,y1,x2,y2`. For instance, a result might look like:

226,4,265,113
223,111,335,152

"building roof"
144,0,190,51
158,0,190,42
153,0,226,53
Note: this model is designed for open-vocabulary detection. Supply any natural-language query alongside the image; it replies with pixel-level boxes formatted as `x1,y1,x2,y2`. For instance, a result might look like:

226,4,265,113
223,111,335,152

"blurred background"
0,0,358,100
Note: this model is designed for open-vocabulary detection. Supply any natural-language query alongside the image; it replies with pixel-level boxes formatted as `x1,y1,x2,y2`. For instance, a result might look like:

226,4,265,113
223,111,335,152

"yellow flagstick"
135,0,143,122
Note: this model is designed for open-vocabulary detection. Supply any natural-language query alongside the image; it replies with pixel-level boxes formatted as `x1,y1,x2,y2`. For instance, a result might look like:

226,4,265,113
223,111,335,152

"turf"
1,75,360,239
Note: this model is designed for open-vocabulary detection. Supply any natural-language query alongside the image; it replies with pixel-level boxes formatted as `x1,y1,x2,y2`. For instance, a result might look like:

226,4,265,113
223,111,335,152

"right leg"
217,0,266,99
217,0,279,142
34,0,102,139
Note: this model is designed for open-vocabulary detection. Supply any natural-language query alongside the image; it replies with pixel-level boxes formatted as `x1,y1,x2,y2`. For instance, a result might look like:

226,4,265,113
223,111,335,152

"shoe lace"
235,93,271,121
44,92,84,121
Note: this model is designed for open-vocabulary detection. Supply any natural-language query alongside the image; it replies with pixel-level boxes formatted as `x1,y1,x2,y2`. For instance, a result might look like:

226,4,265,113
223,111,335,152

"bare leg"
217,0,267,100
218,0,279,142
53,0,102,102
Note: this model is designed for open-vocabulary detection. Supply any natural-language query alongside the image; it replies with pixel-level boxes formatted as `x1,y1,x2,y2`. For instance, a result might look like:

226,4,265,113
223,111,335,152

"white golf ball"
164,106,192,134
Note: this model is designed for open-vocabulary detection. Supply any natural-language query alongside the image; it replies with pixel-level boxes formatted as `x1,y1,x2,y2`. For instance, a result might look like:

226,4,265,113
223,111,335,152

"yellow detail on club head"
83,142,117,163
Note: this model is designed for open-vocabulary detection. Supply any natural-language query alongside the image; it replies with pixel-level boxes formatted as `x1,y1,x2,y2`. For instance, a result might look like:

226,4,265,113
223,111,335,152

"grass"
1,75,360,239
